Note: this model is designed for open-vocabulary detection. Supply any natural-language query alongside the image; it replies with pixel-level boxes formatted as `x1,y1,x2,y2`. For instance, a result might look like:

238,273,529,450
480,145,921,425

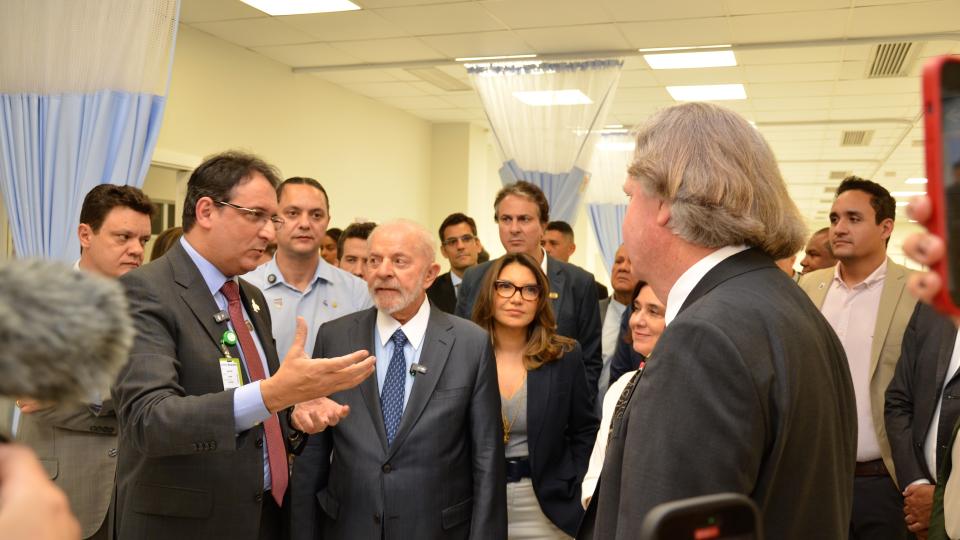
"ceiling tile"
420,31,533,58
744,62,841,83
479,0,613,29
252,43,363,67
754,109,832,122
517,24,631,53
332,37,445,62
356,0,468,7
729,10,848,43
736,46,843,65
378,95,454,109
180,0,265,23
752,96,833,111
599,0,725,21
617,17,733,49
613,87,673,102
838,60,869,80
846,0,960,36
747,81,837,98
833,78,919,94
311,69,398,84
280,11,408,41
724,0,850,15
343,81,427,97
191,18,319,47
375,3,507,35
617,69,659,88
651,66,745,86
441,92,484,108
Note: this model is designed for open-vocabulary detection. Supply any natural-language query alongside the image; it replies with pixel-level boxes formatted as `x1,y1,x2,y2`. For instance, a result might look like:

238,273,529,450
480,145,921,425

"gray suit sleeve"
468,337,507,539
884,303,929,485
611,318,765,539
113,272,238,458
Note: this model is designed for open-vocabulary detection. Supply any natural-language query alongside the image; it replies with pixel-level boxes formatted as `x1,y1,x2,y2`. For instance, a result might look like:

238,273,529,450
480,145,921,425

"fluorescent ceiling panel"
455,54,537,62
644,50,737,70
666,84,747,101
240,0,360,16
513,90,593,106
905,177,928,184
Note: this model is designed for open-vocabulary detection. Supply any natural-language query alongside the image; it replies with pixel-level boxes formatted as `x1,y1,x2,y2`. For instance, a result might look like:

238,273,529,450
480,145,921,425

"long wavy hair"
471,253,575,370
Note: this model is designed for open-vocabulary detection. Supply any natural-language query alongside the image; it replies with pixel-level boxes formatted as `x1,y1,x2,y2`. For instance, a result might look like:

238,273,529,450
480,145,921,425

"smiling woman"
471,252,599,538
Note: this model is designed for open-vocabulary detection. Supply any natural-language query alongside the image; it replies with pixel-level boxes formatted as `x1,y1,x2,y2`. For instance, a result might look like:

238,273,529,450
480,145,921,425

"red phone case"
922,55,960,317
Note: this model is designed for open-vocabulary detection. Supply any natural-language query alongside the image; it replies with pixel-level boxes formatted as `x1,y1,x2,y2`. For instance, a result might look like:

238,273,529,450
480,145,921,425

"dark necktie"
381,329,408,446
608,359,646,444
221,280,288,506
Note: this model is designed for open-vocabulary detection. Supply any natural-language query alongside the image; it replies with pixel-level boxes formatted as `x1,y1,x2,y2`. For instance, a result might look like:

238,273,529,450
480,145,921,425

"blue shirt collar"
259,255,337,289
180,236,232,297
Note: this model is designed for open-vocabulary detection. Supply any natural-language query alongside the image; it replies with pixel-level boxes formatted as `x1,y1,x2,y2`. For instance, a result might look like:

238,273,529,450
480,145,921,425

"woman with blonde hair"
472,252,598,538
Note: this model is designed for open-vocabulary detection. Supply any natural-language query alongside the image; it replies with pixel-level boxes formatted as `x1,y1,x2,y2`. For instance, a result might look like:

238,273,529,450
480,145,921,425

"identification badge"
219,357,244,390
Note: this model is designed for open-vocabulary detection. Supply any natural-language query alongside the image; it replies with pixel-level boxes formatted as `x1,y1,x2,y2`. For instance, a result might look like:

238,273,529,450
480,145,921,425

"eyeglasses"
494,280,541,301
442,234,477,247
215,201,283,230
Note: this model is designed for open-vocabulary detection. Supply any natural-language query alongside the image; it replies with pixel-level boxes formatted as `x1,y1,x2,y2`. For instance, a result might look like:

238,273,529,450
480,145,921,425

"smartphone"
923,55,960,317
638,493,761,540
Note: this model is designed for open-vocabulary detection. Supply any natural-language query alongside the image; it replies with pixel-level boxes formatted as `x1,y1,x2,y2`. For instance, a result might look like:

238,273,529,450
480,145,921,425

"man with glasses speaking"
113,152,375,540
427,212,484,314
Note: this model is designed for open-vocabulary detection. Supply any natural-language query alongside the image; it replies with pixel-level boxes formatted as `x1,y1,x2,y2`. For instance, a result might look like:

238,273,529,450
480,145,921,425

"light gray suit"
290,306,507,540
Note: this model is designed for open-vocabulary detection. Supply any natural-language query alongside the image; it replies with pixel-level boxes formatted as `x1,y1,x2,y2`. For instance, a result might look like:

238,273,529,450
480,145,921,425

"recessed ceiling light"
905,177,928,184
644,50,737,70
666,84,746,101
455,54,537,62
513,90,593,106
891,191,927,197
239,0,360,16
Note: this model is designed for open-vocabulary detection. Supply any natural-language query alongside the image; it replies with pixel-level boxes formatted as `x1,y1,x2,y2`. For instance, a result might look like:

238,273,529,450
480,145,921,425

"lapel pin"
267,274,277,284
245,320,254,332
251,299,260,313
818,283,826,290
332,301,338,309
549,292,559,299
273,298,283,308
213,311,229,323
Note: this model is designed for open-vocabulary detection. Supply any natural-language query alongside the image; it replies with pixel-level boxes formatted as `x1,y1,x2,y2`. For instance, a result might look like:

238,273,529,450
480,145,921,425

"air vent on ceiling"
867,42,915,78
404,67,471,92
885,171,897,177
841,130,874,146
829,170,851,180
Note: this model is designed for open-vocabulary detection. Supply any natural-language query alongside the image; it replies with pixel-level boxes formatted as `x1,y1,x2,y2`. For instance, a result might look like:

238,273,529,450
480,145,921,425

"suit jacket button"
256,438,263,448
209,441,217,450
255,492,263,503
108,448,119,458
382,463,392,473
373,513,381,524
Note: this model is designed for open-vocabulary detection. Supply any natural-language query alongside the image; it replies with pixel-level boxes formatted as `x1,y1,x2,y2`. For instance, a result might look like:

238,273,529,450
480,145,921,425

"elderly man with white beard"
289,219,507,540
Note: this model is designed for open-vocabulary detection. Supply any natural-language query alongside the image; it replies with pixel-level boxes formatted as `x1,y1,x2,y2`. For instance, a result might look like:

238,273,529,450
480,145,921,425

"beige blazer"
799,259,917,486
15,398,118,538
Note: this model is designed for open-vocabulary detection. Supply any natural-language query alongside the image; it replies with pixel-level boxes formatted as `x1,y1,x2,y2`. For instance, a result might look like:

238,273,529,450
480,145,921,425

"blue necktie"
381,329,408,446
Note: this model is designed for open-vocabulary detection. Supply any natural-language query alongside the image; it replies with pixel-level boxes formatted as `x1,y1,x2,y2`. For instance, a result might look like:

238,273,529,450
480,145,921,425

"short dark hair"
545,221,574,240
150,226,183,261
494,181,550,224
326,227,343,242
182,151,282,232
79,184,154,232
835,176,896,224
277,177,329,211
337,221,377,261
438,213,477,241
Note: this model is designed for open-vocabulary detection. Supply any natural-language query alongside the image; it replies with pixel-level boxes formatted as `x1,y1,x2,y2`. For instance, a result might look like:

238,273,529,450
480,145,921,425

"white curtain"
0,0,179,261
586,133,635,272
468,59,623,224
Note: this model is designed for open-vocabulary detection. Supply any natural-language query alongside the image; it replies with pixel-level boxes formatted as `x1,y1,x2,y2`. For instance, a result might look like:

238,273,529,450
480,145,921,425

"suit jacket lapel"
547,256,566,315
387,308,454,460
169,243,226,352
806,271,832,309
353,309,389,453
936,324,959,388
526,361,549,455
870,260,906,376
677,249,773,317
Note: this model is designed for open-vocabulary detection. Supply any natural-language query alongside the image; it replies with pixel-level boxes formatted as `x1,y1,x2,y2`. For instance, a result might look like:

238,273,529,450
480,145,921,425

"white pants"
506,478,571,539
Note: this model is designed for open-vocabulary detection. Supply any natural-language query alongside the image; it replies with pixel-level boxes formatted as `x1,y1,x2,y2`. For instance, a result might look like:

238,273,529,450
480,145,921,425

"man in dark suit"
886,302,960,538
455,182,602,394
113,151,375,540
427,212,482,314
290,220,506,540
579,102,856,540
543,220,609,300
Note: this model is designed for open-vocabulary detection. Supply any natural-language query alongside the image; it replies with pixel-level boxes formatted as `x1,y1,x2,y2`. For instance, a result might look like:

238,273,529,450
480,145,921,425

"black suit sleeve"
885,303,931,485
565,345,601,480
574,273,603,395
289,326,336,540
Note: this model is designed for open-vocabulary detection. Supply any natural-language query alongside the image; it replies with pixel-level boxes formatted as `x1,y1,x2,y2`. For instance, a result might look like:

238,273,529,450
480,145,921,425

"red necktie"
220,280,288,506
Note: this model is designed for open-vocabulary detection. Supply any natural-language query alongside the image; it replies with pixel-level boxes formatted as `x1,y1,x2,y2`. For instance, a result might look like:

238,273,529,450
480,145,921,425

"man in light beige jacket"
800,176,916,540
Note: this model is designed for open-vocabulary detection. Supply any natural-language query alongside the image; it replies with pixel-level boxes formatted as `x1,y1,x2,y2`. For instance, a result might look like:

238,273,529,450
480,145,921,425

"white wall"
153,25,433,228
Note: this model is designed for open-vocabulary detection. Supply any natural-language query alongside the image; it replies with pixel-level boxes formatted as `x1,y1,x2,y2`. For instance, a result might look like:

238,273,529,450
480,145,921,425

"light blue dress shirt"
180,238,272,487
245,257,373,357
374,299,430,406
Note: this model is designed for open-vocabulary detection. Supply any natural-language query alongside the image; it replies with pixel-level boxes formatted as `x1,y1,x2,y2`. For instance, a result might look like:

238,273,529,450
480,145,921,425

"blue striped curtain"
588,203,627,274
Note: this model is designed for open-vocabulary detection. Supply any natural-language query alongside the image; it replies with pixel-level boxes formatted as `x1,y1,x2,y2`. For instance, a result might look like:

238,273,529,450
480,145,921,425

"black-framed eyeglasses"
215,200,283,230
442,234,477,247
494,280,541,301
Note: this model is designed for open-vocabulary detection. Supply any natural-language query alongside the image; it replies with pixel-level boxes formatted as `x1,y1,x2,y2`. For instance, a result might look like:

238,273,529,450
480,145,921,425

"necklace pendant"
503,433,509,444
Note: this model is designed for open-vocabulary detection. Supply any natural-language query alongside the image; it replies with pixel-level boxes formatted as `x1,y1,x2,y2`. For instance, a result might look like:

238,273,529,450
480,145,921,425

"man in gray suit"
291,220,506,540
113,151,375,540
16,184,154,540
578,102,856,540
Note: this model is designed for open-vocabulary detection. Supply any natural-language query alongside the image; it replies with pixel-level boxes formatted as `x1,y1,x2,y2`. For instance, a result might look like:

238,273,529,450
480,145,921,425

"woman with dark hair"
580,280,666,508
321,227,342,267
472,252,598,538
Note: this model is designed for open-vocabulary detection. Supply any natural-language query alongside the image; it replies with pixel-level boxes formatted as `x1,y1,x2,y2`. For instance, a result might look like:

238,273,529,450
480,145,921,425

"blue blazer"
524,342,600,536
